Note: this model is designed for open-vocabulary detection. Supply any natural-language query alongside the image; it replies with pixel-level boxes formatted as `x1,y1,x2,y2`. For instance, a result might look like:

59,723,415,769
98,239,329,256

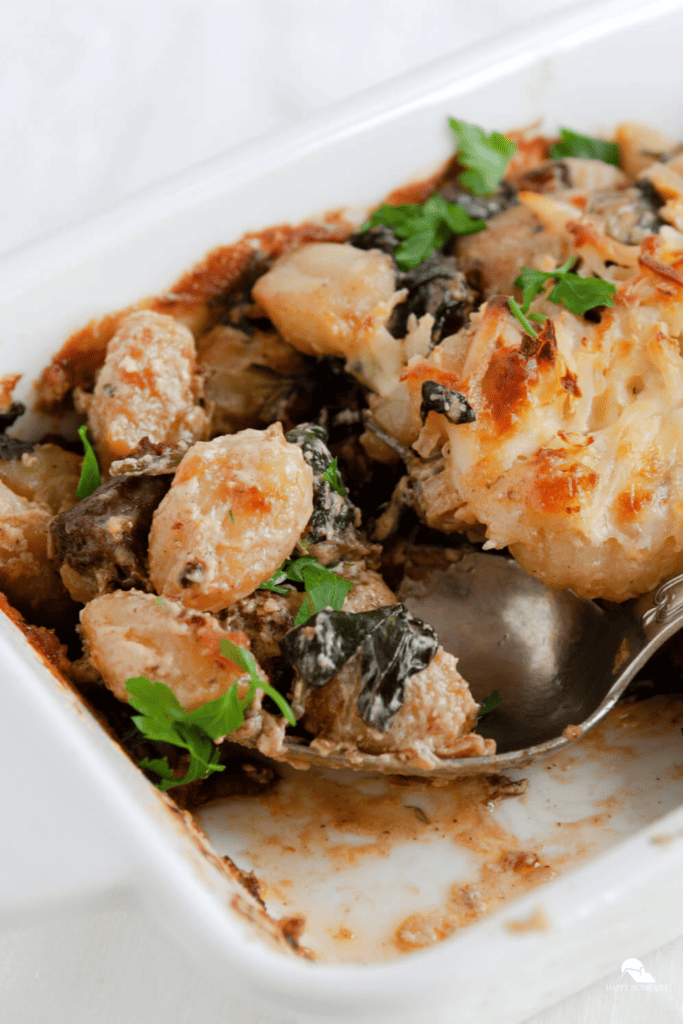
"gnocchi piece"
0,479,72,623
80,590,265,712
148,423,313,612
86,310,208,472
252,242,406,395
290,562,493,769
0,444,81,515
301,647,492,770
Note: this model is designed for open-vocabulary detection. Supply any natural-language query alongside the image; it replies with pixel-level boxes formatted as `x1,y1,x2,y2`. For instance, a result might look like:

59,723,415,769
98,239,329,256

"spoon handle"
635,571,683,645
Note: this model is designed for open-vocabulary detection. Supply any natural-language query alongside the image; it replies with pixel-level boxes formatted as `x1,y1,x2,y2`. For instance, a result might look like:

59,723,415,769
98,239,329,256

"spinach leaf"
281,605,439,731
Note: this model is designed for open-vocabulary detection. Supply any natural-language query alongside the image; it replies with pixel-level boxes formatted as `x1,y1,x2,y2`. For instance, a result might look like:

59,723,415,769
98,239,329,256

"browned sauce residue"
393,845,555,953
0,592,72,683
650,828,683,845
505,906,551,934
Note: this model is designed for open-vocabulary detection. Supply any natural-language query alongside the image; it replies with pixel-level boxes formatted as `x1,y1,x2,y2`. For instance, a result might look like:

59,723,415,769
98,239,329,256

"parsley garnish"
229,509,235,524
76,425,101,500
514,257,617,317
293,562,354,626
259,555,354,626
219,639,296,725
550,128,619,167
126,643,295,789
448,118,516,197
322,456,345,496
477,689,502,720
126,676,239,790
508,298,542,336
360,193,485,271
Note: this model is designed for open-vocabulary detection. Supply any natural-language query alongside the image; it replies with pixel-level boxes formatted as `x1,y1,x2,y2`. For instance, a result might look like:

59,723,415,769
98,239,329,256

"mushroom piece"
50,475,170,604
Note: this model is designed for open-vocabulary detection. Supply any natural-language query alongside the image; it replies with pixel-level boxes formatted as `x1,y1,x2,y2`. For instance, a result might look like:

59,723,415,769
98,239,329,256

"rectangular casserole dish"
3,1,683,1021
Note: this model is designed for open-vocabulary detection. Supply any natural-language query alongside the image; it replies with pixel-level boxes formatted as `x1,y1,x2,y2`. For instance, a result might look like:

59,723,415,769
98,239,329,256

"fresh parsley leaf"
125,641,297,790
360,192,485,271
293,563,354,627
185,679,256,739
508,297,539,337
550,128,619,167
449,118,516,197
258,555,320,594
259,554,354,631
321,458,344,497
219,639,297,726
477,689,502,720
257,561,292,595
547,273,618,315
76,425,101,500
125,676,228,790
125,676,185,744
137,756,177,786
515,267,557,312
513,258,617,318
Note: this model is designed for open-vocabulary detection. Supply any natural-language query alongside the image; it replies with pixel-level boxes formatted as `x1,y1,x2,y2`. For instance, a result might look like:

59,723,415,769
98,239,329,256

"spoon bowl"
396,551,623,753
263,551,683,778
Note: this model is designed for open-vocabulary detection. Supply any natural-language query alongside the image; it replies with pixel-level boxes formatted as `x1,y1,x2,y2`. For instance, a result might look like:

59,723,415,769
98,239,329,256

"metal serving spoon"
270,551,683,778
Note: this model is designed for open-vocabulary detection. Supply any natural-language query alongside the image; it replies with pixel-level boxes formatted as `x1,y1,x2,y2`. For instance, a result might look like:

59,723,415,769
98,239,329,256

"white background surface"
2,1,683,1021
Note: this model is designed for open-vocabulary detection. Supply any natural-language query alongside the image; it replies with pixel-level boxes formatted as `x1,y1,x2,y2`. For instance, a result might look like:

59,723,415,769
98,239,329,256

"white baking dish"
3,1,683,1021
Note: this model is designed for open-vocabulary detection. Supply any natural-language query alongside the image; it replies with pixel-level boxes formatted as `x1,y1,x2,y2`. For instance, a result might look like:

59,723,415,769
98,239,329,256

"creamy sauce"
198,695,683,963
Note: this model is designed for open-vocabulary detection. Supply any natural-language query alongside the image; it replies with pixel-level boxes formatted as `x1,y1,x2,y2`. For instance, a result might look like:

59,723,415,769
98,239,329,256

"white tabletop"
2,1,683,1021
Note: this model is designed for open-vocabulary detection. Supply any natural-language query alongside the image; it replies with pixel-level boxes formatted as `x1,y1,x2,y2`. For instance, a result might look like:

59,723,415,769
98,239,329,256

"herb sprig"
360,193,485,271
513,257,617,319
477,689,502,720
449,118,516,197
219,639,296,724
126,643,295,790
322,456,345,496
550,128,619,167
76,425,101,500
259,556,353,627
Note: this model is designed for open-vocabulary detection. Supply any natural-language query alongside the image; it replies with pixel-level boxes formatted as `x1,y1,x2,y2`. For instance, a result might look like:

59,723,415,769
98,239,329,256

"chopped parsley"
259,555,354,626
219,639,296,725
229,509,235,524
550,128,620,167
126,643,295,790
477,689,502,720
508,297,543,336
76,425,101,500
126,676,236,790
293,562,354,626
359,193,485,271
514,257,617,318
448,118,516,197
321,456,345,497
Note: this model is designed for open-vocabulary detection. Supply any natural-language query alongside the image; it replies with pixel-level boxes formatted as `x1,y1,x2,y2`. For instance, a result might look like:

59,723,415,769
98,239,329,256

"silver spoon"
263,551,683,778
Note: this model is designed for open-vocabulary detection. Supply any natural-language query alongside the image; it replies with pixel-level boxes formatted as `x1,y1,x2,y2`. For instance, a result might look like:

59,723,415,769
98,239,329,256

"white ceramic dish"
3,1,683,1022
